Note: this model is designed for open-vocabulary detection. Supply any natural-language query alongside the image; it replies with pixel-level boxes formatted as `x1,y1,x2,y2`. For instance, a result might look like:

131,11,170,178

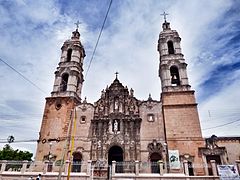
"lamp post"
48,142,53,172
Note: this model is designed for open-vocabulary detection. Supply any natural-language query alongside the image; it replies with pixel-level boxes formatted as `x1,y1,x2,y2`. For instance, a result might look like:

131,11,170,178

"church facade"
34,20,235,176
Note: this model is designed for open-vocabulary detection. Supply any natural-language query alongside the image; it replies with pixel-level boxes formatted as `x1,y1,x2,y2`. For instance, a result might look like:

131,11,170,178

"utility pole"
57,110,73,180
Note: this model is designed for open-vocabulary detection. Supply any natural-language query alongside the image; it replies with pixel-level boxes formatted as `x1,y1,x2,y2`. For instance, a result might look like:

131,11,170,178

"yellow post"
67,108,77,180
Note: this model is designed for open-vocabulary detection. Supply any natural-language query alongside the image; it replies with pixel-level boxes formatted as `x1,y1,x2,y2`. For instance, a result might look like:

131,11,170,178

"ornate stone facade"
91,77,141,163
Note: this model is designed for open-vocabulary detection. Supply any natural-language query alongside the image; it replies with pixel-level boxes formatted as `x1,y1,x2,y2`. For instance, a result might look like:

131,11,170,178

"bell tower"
34,26,85,169
51,26,85,101
158,19,205,175
158,20,190,92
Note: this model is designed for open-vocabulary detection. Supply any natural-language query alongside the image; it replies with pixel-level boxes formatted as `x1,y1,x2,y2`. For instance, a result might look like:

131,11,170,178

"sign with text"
217,165,239,180
168,150,180,169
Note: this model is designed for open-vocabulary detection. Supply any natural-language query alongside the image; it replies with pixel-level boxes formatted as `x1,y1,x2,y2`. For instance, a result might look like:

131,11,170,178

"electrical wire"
0,57,47,95
85,0,113,79
0,135,91,144
202,118,240,130
201,114,240,123
0,139,38,144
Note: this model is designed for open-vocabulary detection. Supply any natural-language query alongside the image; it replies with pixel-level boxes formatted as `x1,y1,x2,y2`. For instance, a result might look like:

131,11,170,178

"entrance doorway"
108,146,123,173
188,161,194,176
150,152,162,173
72,152,82,172
206,155,221,175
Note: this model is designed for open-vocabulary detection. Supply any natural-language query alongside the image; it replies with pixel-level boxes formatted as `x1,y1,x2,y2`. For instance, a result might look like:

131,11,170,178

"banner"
217,165,240,180
168,150,180,169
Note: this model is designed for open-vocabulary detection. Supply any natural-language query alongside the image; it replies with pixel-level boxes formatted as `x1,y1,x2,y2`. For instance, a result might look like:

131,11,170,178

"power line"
201,114,240,123
202,118,240,130
85,0,113,78
0,136,91,144
0,139,37,144
0,57,47,95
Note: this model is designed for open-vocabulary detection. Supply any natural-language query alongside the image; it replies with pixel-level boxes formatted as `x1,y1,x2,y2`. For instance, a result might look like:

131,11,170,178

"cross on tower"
75,20,81,30
160,12,169,22
115,72,119,79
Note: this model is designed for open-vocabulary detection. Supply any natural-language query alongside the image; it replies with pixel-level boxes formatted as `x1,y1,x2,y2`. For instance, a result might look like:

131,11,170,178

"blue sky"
0,0,240,155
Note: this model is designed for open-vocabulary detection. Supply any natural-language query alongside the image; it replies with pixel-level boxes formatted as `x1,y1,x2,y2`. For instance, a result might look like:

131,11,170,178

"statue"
114,99,119,110
113,120,118,132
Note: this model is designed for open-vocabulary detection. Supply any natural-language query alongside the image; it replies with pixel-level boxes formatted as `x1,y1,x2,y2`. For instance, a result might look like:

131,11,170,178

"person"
36,174,41,180
28,176,33,180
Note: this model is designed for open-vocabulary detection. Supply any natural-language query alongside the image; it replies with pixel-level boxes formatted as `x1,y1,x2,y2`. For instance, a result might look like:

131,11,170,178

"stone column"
28,161,34,172
210,160,217,176
65,160,70,174
130,121,134,137
87,160,92,176
183,160,189,176
98,122,102,136
43,160,49,174
112,161,116,176
0,160,7,173
135,161,139,176
159,160,164,175
21,160,28,174
202,156,209,175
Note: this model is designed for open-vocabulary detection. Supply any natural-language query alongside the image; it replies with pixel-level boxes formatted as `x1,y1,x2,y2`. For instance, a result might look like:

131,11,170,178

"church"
33,18,239,177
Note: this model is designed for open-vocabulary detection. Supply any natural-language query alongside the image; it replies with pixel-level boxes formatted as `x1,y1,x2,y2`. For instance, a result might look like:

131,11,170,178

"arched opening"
108,146,123,173
206,155,221,175
167,41,174,54
72,152,82,172
188,161,194,176
150,152,162,173
67,49,72,62
60,73,69,92
170,66,180,86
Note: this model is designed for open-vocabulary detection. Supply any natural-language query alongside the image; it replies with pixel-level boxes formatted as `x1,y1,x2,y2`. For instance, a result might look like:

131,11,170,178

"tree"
0,144,33,171
0,144,33,161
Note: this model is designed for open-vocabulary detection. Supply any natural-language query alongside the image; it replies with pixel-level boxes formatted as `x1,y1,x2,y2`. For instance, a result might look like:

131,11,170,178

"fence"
0,160,240,179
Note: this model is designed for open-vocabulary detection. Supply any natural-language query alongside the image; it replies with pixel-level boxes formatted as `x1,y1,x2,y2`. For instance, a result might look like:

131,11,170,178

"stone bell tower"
158,19,205,175
34,26,85,168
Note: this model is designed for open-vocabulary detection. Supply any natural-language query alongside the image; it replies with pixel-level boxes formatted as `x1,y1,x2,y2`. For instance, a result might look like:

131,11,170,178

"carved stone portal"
90,77,141,162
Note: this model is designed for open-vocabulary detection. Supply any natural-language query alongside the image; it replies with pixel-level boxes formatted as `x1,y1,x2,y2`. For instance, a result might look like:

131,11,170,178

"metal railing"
0,159,239,180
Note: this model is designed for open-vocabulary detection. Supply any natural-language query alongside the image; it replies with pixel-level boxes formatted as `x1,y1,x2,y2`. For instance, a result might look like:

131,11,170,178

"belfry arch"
60,73,69,91
66,48,72,62
167,40,174,54
170,66,180,85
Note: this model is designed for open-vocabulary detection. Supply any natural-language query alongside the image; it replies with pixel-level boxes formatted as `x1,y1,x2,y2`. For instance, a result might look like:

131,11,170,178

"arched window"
80,116,86,124
170,66,180,86
72,152,82,172
60,73,69,92
167,41,174,54
67,49,72,62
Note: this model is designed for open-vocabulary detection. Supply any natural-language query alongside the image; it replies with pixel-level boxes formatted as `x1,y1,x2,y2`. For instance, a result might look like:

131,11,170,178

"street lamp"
48,142,53,172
